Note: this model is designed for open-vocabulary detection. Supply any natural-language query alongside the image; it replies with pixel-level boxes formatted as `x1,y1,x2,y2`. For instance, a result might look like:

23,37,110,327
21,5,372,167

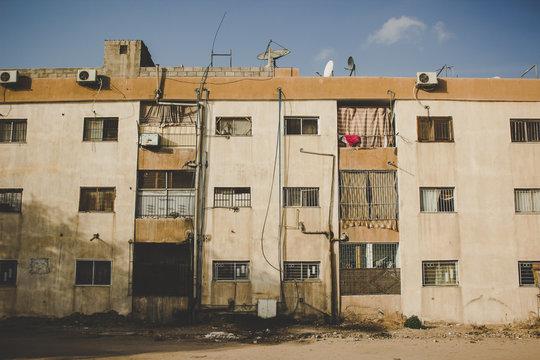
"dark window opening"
79,187,115,212
0,260,17,286
283,187,319,207
511,119,540,142
285,117,318,135
417,116,454,142
119,45,128,54
83,117,118,141
0,189,22,213
519,261,540,286
133,243,192,296
216,117,252,136
0,119,27,143
284,261,320,281
213,261,250,281
75,260,111,285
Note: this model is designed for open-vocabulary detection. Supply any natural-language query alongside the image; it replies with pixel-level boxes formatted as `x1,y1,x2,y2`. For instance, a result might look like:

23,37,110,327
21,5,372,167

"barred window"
420,187,455,212
515,189,540,213
213,261,249,281
0,189,22,213
214,187,251,208
0,260,17,286
417,116,453,142
83,117,118,141
285,117,318,135
518,261,540,286
511,119,540,142
75,260,111,285
340,243,398,269
284,261,320,281
216,117,252,136
422,261,458,286
138,170,195,189
0,119,27,143
283,187,319,207
79,187,115,212
339,170,397,220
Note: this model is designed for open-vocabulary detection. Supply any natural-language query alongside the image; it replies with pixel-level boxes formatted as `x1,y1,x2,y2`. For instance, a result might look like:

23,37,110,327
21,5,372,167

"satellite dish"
346,56,356,76
257,48,291,68
323,60,334,77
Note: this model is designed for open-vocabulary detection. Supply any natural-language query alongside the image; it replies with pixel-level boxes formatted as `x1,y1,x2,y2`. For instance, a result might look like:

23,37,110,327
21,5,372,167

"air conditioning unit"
0,70,18,84
140,133,159,146
77,69,98,83
416,72,438,87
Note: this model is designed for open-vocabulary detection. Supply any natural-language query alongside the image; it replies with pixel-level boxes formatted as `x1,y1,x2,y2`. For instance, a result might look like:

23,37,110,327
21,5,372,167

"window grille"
284,261,320,281
83,117,118,141
75,260,111,285
511,119,540,142
213,261,250,281
339,243,398,269
422,261,458,286
138,170,195,189
0,260,17,285
79,187,115,212
0,119,27,143
339,170,397,220
283,187,319,207
420,187,455,212
216,117,252,136
214,187,251,208
417,116,454,142
518,261,540,286
284,117,318,135
0,189,22,213
515,189,540,213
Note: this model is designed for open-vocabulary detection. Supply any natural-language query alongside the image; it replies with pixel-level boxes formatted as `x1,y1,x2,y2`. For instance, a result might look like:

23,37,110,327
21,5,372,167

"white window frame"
284,261,320,281
420,187,455,213
215,116,252,136
283,187,319,207
213,261,250,281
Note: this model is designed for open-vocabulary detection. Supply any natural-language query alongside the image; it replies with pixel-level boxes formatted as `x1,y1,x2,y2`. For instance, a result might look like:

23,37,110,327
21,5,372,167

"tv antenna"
257,40,290,68
323,60,334,77
345,56,356,76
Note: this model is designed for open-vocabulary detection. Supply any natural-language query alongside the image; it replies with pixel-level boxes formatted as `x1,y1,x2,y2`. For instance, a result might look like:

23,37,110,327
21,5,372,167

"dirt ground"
1,312,540,360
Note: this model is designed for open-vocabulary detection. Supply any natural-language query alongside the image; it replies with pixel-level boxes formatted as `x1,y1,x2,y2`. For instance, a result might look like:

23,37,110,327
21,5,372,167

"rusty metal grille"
422,261,458,286
283,261,320,281
420,187,455,212
515,189,540,213
213,261,250,281
283,187,319,207
340,268,401,295
0,189,22,213
417,116,453,142
0,119,26,142
339,170,397,220
79,187,115,212
511,119,540,142
214,187,251,208
83,117,118,141
519,261,540,286
339,243,398,269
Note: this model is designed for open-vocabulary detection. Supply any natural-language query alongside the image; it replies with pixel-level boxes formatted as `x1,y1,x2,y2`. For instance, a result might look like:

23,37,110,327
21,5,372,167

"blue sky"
1,0,539,78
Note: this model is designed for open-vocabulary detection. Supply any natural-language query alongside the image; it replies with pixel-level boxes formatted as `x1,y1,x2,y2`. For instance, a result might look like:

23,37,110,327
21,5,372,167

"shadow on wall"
0,200,129,317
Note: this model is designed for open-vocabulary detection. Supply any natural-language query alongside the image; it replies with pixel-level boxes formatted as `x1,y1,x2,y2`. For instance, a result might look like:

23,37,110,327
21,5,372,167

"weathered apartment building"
1,40,539,324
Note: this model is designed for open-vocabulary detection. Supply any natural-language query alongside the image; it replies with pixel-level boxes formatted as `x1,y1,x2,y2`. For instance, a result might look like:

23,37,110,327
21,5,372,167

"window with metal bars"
420,187,455,212
422,261,458,286
284,261,320,281
339,243,398,269
216,117,252,136
0,189,22,213
518,261,540,286
283,187,319,207
284,116,318,135
515,189,540,213
417,116,454,142
75,260,111,285
0,260,17,286
79,187,115,212
511,119,540,142
83,117,118,141
213,261,250,281
214,187,251,208
339,170,397,220
0,119,27,143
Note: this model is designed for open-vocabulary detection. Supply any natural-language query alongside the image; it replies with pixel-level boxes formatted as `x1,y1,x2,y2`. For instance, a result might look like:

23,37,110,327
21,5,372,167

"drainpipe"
298,148,339,323
277,88,285,309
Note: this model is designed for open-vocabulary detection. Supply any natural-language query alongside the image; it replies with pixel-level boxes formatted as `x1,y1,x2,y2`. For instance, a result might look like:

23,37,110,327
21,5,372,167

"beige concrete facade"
0,101,139,317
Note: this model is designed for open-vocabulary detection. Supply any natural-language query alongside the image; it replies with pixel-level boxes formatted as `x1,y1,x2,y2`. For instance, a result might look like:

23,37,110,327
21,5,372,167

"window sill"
212,280,250,282
0,142,27,144
0,284,17,288
420,211,456,214
284,279,321,283
284,206,321,209
75,284,111,287
422,284,459,287
78,211,115,213
417,140,455,143
515,212,540,215
82,140,118,142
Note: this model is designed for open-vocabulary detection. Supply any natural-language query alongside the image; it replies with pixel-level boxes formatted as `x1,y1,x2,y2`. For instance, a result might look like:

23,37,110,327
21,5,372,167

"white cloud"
314,48,335,61
434,21,453,42
368,16,427,45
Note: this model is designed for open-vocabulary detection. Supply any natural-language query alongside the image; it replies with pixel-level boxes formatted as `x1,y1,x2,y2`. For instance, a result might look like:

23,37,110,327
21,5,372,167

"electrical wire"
91,78,103,114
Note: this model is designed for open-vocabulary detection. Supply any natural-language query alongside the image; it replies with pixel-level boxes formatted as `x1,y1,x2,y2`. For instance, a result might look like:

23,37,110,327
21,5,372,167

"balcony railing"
136,190,195,218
